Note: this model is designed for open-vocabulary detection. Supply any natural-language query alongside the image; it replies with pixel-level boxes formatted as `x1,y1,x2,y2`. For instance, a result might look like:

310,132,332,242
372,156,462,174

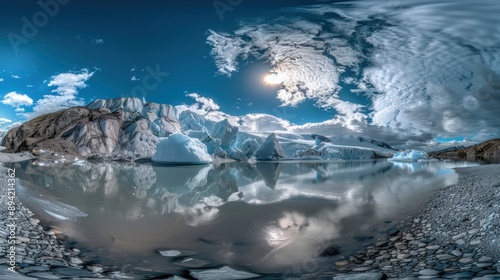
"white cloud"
0,118,12,124
207,0,500,146
25,69,95,119
186,93,220,113
47,69,94,96
240,113,291,132
91,38,104,44
131,76,139,81
11,75,21,79
1,91,34,107
0,78,4,82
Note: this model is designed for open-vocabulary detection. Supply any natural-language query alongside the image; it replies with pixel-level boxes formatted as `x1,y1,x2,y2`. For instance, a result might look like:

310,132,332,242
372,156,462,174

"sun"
263,71,286,85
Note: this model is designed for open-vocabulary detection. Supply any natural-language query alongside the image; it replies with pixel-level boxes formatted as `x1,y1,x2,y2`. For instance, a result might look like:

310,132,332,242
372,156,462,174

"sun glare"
263,71,286,85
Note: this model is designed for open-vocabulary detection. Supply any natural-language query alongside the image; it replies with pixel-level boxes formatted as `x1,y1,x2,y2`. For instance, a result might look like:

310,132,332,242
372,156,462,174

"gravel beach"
327,164,500,280
1,154,500,279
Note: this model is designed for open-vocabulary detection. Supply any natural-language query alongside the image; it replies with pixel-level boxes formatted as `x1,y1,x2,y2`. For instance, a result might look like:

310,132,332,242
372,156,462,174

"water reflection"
10,159,477,275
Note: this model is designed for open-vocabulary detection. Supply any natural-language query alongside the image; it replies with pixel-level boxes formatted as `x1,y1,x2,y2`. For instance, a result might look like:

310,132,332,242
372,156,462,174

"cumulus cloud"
1,91,34,108
25,69,95,119
11,75,21,79
240,113,292,132
207,0,500,147
186,93,220,113
0,118,12,124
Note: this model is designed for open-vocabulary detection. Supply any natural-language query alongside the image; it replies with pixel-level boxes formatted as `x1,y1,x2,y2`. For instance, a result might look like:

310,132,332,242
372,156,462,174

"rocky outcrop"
430,138,500,159
1,98,182,161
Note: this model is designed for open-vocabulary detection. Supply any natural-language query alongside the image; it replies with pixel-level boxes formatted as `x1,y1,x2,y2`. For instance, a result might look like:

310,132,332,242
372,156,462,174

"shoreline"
1,153,500,279
0,162,111,279
327,164,500,279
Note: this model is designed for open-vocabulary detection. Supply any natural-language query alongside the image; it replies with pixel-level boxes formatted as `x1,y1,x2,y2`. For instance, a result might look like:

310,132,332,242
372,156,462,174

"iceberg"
188,130,221,154
389,149,429,162
255,133,287,160
152,133,212,165
211,119,238,148
240,138,260,158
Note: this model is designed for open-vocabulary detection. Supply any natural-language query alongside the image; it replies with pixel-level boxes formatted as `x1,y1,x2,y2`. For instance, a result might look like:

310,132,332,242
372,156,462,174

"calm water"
10,159,478,278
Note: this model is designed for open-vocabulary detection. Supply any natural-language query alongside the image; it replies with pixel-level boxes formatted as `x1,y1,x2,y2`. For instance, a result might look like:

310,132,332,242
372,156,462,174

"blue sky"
0,0,334,126
1,0,500,149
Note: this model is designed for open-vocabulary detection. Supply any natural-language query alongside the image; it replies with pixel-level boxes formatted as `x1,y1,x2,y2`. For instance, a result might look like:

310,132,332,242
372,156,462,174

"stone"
470,239,481,245
459,258,474,263
426,245,440,250
478,257,493,263
26,272,60,279
452,233,467,240
455,239,465,245
436,254,454,260
476,263,494,268
395,243,407,250
333,272,386,280
69,257,83,265
375,240,389,247
16,236,30,242
419,269,440,276
335,261,350,267
444,271,474,278
451,250,463,257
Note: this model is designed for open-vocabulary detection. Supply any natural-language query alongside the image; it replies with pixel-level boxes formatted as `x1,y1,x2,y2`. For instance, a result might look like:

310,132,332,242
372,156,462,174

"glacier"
178,110,397,162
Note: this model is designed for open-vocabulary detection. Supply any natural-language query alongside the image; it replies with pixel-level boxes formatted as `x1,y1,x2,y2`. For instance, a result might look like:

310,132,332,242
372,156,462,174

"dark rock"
51,267,94,277
319,245,341,257
333,272,387,280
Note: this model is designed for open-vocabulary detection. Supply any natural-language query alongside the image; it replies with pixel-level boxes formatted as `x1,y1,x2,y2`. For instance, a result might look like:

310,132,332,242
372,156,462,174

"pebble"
479,257,493,263
418,269,440,276
451,250,463,257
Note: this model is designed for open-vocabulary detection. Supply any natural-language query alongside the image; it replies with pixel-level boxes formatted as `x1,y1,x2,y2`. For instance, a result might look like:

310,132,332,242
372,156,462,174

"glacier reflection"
10,159,477,274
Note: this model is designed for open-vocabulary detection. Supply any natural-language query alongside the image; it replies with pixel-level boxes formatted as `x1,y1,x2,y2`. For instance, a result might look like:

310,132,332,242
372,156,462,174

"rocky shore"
0,163,114,279
327,164,500,280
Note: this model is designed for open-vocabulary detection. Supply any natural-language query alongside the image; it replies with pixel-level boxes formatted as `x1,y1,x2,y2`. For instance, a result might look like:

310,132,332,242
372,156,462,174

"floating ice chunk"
190,266,261,280
152,133,212,165
32,197,88,220
389,149,429,162
159,250,182,257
